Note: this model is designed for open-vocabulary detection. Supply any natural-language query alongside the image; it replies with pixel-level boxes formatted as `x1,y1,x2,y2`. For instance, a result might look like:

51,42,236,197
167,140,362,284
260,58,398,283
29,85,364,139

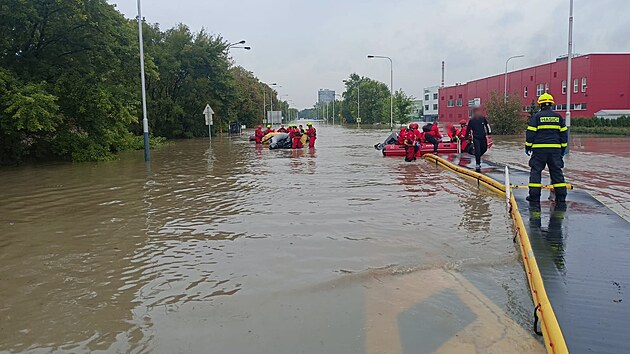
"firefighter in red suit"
254,125,264,144
277,125,287,133
446,123,458,142
290,124,303,149
457,119,473,154
404,124,421,162
263,124,274,135
398,126,407,145
305,122,317,148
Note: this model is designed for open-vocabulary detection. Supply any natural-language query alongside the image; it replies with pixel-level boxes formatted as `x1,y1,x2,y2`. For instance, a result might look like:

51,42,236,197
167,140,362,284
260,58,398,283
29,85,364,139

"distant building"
595,110,630,119
422,86,439,121
318,89,335,104
438,53,630,123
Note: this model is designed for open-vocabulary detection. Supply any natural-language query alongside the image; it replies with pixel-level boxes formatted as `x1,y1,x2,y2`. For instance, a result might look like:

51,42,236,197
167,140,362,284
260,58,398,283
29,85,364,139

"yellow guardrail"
423,154,569,354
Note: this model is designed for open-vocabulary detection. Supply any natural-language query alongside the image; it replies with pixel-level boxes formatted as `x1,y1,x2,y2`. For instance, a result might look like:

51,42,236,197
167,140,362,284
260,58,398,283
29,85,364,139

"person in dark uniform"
464,107,492,172
525,92,568,203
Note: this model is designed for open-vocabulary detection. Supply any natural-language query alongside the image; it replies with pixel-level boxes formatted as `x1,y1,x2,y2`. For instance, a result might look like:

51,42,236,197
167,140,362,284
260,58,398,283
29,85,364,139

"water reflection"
527,202,567,272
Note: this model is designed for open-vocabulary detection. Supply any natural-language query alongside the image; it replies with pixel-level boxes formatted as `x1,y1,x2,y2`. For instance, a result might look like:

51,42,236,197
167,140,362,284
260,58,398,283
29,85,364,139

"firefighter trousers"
528,151,566,202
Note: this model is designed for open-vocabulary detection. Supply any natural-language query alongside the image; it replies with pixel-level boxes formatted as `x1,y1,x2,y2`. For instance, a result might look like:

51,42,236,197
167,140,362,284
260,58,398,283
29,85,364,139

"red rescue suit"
277,127,287,133
264,128,275,135
290,129,303,149
397,127,407,145
305,126,317,148
254,128,264,144
403,129,419,162
446,124,458,141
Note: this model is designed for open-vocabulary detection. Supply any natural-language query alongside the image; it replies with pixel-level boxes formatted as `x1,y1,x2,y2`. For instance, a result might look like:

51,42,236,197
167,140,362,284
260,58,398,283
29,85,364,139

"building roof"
595,110,630,116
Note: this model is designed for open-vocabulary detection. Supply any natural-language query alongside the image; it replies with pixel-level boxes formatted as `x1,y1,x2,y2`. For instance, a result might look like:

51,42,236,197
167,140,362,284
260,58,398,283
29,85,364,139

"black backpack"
422,123,433,132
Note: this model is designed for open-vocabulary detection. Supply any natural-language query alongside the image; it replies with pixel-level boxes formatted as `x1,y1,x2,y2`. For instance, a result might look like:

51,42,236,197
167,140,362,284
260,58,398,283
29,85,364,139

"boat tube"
374,132,493,157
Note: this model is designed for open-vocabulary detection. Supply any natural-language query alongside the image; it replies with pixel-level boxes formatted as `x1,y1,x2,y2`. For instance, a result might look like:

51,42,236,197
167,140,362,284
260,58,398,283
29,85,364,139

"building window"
433,93,438,100
530,75,534,81
554,72,557,78
447,99,454,107
524,86,528,98
441,96,445,101
449,95,453,99
582,77,587,92
562,80,567,94
536,84,544,96
449,114,453,118
424,105,429,111
545,83,549,93
425,94,430,101
458,94,463,98
573,79,578,93
456,99,463,107
433,103,438,110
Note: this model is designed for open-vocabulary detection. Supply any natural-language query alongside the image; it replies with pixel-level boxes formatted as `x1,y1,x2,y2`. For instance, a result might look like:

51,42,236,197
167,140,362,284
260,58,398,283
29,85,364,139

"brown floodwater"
1,126,628,353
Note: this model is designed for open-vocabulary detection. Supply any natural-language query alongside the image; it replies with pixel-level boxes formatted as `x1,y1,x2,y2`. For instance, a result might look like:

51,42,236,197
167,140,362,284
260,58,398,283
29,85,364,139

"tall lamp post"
136,0,150,162
333,93,342,126
262,83,280,124
566,0,574,154
367,55,394,131
504,55,524,101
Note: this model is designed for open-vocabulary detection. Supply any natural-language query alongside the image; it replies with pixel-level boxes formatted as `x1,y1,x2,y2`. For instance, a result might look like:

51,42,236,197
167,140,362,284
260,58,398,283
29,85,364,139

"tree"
393,89,415,124
485,92,526,135
341,73,390,125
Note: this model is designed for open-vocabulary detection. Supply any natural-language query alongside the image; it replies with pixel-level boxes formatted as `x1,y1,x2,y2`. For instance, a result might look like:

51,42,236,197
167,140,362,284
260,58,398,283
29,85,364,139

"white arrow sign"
203,104,214,126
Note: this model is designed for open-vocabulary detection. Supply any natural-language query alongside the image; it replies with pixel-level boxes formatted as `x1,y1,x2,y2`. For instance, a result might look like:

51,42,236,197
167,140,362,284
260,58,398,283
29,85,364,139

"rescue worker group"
253,122,317,148
249,92,567,204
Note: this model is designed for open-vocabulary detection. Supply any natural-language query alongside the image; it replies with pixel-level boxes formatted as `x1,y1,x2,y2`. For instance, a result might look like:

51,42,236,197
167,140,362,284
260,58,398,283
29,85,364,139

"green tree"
341,73,390,125
485,92,526,134
393,89,415,124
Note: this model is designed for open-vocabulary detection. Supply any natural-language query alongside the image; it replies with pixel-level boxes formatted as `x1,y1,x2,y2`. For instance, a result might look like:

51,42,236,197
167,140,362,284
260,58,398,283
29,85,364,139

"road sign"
203,104,214,126
357,118,362,123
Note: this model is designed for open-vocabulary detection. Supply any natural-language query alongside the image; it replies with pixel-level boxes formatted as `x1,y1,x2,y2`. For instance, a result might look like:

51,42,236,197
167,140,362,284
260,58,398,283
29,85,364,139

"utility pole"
566,0,574,154
137,0,150,162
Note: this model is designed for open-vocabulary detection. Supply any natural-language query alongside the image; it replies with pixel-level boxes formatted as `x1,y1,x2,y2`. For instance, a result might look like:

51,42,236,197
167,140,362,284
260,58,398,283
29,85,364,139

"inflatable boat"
374,132,493,157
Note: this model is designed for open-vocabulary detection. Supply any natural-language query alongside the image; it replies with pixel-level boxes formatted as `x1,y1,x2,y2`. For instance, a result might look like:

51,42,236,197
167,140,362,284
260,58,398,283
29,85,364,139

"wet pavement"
1,126,628,353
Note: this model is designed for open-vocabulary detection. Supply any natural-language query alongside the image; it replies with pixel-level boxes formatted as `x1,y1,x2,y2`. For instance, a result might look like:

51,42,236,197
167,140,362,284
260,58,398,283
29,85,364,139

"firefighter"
525,92,568,203
403,124,419,162
254,125,264,144
446,123,458,142
277,124,287,133
264,124,275,135
397,126,407,145
465,108,492,171
456,119,472,153
305,122,317,148
291,124,303,149
422,122,440,154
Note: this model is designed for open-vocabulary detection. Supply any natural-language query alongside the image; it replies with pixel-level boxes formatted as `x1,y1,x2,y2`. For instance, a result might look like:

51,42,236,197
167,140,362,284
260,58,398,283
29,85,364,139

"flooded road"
1,126,628,353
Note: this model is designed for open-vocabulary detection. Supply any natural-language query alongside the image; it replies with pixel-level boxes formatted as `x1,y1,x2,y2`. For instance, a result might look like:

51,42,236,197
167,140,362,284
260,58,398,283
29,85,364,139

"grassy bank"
570,126,630,136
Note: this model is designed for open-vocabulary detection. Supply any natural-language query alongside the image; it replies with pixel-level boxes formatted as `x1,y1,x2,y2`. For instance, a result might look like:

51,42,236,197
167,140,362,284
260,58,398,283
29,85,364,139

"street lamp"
566,0,574,154
262,82,277,124
368,55,394,131
504,55,524,101
136,0,150,162
332,93,342,126
227,40,246,49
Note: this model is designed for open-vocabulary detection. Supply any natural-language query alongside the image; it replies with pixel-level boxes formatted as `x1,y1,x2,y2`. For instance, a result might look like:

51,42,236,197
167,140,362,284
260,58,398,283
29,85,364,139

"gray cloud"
111,0,630,108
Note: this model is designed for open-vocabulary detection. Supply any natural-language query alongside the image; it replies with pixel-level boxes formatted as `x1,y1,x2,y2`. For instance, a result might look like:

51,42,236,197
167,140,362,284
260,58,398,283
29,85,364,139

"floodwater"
1,126,628,353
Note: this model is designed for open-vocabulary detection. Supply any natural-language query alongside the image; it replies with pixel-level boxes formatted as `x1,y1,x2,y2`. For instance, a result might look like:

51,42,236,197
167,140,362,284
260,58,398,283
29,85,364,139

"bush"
485,91,526,134
572,116,630,127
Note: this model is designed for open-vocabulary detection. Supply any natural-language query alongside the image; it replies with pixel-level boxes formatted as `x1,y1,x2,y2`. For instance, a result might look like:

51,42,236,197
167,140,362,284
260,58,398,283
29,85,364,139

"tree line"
0,0,279,164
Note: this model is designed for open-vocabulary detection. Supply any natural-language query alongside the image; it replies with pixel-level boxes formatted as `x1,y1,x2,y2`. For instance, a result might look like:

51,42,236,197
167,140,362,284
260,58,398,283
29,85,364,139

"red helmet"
409,123,418,129
257,125,262,128
459,119,467,125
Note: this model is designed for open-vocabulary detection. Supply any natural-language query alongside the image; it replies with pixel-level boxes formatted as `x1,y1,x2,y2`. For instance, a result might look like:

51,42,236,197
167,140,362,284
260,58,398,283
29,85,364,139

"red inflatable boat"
375,133,493,157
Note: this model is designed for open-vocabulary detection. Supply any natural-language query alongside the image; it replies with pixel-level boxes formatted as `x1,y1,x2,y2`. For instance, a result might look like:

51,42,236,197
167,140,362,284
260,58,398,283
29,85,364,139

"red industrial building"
438,53,630,123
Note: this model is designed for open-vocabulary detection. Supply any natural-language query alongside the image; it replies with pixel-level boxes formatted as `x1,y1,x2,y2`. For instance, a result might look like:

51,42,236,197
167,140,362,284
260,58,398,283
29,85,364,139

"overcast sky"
110,0,630,109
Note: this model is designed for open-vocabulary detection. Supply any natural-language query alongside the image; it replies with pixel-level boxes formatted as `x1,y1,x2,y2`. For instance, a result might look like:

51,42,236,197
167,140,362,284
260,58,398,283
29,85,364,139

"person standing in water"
305,122,317,148
465,107,492,172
